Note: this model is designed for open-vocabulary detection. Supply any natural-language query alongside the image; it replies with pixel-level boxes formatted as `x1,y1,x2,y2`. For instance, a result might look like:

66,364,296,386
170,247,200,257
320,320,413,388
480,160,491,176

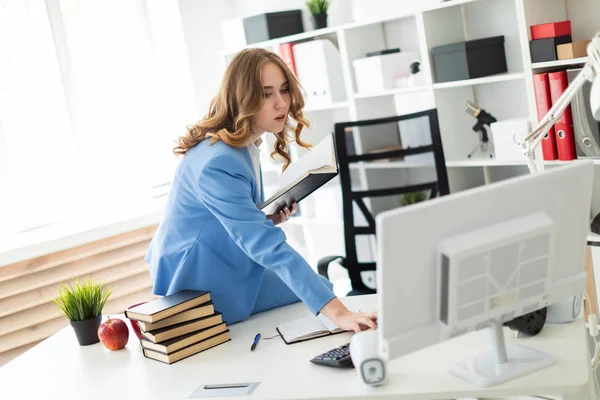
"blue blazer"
146,139,335,324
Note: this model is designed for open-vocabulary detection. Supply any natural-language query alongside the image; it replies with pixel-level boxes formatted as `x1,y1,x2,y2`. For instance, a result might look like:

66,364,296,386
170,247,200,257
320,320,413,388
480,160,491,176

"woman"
146,48,377,332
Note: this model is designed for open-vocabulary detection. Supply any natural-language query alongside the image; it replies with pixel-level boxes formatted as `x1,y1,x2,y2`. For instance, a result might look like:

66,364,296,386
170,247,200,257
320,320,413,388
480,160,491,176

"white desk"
0,294,593,400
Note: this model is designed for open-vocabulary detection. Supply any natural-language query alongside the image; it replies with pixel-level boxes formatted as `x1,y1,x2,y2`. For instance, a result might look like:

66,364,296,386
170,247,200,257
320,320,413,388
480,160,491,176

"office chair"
317,109,450,296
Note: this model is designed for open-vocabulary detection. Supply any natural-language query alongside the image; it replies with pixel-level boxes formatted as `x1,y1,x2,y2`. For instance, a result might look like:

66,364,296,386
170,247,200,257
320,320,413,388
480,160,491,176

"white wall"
351,0,446,21
178,0,236,117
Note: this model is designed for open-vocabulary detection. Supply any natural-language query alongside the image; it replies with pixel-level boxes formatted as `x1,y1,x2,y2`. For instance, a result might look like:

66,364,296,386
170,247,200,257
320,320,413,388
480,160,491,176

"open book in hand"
276,313,344,344
259,133,338,215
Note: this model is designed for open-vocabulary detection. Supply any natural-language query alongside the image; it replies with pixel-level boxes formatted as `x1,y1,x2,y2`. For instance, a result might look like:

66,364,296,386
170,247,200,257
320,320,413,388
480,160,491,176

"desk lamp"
515,32,600,374
515,33,600,173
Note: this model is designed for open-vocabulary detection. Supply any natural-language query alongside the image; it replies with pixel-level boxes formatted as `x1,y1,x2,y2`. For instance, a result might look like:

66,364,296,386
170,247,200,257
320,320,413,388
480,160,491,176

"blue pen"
250,333,261,351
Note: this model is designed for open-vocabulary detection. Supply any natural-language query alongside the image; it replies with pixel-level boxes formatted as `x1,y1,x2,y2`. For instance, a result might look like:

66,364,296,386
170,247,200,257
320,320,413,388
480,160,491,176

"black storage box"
431,36,508,83
366,48,400,57
529,35,572,63
243,10,304,44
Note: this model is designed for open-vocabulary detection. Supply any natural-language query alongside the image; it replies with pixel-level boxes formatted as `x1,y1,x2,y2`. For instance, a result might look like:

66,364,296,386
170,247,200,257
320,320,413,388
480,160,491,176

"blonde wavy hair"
173,48,311,172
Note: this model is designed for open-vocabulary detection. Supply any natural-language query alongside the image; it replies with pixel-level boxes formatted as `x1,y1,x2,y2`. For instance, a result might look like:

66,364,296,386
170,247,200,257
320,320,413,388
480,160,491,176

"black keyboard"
310,342,354,368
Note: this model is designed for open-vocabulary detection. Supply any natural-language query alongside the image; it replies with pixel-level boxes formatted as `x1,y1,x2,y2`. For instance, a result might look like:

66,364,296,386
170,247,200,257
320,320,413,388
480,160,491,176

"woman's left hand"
267,202,298,225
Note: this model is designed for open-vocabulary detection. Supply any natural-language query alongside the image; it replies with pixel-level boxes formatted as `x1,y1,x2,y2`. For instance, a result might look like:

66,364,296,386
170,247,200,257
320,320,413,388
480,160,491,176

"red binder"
277,43,297,76
532,73,558,160
548,71,576,160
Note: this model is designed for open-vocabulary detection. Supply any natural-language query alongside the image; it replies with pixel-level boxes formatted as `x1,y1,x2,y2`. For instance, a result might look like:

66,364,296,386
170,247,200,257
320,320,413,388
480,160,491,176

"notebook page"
277,314,329,342
317,314,342,333
317,299,369,333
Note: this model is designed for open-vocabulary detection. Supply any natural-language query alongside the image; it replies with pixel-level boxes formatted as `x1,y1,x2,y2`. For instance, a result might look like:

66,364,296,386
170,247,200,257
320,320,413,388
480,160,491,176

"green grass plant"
53,277,112,321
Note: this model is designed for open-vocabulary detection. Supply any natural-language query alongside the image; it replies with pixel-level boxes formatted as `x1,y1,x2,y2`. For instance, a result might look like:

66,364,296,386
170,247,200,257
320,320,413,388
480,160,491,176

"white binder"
292,39,346,109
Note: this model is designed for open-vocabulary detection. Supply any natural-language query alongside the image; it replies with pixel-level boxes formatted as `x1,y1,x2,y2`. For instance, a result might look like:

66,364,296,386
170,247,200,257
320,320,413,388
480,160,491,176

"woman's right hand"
334,310,378,333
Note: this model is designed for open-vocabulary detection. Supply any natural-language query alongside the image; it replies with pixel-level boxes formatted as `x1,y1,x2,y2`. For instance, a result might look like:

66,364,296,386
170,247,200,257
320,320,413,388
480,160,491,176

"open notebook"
276,291,376,345
276,313,343,344
259,133,338,215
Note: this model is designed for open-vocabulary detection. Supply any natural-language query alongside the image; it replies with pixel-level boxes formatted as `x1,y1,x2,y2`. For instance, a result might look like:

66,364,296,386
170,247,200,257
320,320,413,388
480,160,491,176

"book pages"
279,134,336,190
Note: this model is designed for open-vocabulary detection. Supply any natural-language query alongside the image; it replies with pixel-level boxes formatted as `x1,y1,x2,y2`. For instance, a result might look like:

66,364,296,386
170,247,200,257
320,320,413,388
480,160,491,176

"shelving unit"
423,0,486,11
431,72,525,89
220,0,600,267
351,158,600,169
531,56,589,70
351,86,426,100
303,101,349,113
219,25,340,59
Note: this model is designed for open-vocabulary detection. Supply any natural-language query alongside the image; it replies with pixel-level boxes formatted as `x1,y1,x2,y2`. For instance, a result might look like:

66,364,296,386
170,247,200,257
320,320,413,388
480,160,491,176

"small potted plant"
399,190,428,206
53,277,112,346
306,0,330,29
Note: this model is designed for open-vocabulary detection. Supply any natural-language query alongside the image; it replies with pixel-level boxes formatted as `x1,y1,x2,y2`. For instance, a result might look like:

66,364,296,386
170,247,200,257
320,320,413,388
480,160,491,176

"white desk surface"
0,295,591,400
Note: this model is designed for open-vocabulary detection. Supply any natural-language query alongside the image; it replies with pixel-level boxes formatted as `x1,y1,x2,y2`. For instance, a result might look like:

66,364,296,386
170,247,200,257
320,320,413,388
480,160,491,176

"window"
0,0,196,239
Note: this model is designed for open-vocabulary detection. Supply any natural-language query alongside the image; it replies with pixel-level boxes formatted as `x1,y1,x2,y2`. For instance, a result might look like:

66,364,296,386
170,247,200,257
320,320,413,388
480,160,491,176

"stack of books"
125,290,229,364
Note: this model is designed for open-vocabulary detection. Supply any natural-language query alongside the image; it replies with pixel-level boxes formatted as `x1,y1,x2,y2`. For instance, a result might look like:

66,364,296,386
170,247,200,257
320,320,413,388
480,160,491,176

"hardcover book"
259,133,338,215
124,290,211,323
140,313,224,343
135,302,215,332
142,331,230,365
141,322,228,354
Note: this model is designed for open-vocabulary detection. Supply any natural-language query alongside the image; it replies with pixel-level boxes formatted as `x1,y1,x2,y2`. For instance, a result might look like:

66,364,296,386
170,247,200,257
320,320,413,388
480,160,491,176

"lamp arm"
517,63,595,173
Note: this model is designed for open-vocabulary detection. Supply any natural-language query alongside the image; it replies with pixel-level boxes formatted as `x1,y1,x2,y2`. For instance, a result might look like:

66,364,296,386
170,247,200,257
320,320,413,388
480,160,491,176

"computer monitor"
376,161,594,387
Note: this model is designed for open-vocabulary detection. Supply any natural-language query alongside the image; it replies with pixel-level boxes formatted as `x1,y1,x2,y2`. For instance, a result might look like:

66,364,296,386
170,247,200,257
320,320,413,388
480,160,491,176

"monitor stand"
448,319,556,387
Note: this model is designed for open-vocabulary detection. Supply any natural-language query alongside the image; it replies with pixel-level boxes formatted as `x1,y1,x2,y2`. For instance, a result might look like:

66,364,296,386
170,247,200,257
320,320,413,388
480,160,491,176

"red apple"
98,318,129,351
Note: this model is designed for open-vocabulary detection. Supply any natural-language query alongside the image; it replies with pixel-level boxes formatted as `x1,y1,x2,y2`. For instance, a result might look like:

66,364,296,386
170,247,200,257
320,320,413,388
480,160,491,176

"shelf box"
529,35,572,63
352,51,420,93
243,10,304,44
431,36,508,83
530,20,571,40
557,40,591,60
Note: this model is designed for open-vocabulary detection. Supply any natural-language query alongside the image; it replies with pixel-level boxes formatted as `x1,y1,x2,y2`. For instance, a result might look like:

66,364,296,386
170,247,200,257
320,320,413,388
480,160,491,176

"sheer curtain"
0,0,196,239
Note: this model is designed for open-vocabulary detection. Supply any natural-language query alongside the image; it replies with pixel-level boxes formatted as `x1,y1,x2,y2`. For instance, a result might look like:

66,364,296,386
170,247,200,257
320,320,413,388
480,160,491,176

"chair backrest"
334,109,449,293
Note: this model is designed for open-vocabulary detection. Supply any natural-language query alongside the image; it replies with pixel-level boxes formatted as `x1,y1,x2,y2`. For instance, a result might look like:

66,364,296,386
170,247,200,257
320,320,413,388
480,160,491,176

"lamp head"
593,78,599,120
590,33,600,120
